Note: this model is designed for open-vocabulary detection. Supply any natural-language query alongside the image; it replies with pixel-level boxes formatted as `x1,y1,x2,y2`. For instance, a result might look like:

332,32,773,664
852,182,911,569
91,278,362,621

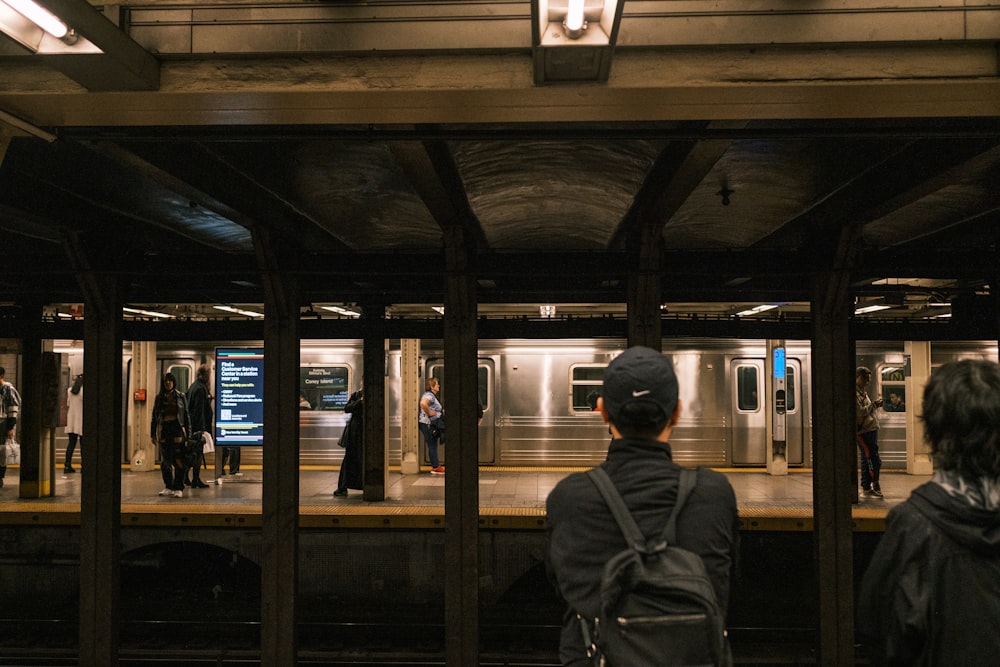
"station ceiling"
1,0,999,335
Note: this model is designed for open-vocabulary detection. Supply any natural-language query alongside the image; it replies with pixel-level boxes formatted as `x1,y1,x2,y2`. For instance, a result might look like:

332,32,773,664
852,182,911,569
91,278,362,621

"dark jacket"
187,378,213,434
857,481,1000,666
338,390,364,490
150,389,191,441
546,438,740,666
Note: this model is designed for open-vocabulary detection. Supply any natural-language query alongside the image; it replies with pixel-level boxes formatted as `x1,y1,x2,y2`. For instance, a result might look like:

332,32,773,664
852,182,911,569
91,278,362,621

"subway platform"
0,465,930,531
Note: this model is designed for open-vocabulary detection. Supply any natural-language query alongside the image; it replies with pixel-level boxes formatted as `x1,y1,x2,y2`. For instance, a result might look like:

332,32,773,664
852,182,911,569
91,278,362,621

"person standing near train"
150,372,191,498
546,346,739,666
64,374,83,474
419,377,445,475
856,366,884,498
185,365,212,488
857,359,1000,665
334,386,364,496
0,367,20,489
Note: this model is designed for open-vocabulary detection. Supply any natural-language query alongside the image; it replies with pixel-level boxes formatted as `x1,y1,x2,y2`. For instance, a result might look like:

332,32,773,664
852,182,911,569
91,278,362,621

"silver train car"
51,338,998,470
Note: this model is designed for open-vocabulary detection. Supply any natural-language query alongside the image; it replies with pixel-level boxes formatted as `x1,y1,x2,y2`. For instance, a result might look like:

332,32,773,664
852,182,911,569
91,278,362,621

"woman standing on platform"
64,374,83,474
419,377,445,475
334,386,364,496
150,372,191,499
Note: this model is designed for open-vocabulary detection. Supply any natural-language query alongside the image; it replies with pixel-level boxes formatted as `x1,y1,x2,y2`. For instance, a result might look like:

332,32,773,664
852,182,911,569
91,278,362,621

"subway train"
50,337,998,470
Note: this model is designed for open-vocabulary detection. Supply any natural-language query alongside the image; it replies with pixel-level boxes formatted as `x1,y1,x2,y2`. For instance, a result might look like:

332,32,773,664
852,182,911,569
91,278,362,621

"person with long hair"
150,372,191,498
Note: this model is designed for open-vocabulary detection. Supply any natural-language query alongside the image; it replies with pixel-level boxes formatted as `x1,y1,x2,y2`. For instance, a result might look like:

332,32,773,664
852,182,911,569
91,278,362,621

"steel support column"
258,227,300,667
810,227,859,667
77,274,124,667
362,302,387,501
442,224,479,666
626,226,663,349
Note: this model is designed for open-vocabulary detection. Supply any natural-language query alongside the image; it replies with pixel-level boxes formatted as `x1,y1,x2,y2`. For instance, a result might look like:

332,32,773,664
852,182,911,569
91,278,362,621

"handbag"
201,431,215,454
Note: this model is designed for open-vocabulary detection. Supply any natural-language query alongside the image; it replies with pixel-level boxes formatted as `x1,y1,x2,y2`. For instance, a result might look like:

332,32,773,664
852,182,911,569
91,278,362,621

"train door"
731,359,766,465
425,359,496,464
730,357,804,465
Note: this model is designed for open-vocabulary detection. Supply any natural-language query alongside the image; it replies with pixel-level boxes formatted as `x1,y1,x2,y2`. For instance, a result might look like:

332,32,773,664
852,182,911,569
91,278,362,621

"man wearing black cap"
546,346,739,666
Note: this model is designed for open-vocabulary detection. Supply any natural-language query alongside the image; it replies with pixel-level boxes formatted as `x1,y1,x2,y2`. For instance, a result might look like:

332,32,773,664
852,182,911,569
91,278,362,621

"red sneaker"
430,466,445,475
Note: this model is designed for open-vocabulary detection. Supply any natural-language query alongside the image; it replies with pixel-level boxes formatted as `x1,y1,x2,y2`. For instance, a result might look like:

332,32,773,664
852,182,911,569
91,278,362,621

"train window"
478,366,489,414
785,366,796,412
736,365,759,411
167,365,191,393
425,362,490,415
571,365,605,412
880,365,907,412
300,366,350,411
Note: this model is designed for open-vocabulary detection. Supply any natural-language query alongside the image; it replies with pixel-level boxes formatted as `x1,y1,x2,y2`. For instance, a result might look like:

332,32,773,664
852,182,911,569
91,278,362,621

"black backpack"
579,467,727,667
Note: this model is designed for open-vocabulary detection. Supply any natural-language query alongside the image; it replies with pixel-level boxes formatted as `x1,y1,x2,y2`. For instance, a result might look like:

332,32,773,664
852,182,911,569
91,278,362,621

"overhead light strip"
1,0,72,40
214,305,264,318
123,306,175,319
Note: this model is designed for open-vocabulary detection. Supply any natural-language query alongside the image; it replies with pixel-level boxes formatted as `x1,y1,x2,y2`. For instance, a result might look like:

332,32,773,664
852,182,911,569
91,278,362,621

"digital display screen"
300,366,349,411
773,348,786,380
215,347,264,446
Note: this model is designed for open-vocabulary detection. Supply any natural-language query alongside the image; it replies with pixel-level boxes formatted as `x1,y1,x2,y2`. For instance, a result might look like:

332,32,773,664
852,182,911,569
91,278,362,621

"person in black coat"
334,388,364,496
185,365,212,488
857,359,1000,666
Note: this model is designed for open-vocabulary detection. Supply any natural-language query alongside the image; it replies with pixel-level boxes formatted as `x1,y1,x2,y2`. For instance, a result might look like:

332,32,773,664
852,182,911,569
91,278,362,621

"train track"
0,617,835,666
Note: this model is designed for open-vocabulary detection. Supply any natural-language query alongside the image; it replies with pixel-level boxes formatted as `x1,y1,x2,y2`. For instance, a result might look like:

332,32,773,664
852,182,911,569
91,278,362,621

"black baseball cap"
602,346,679,421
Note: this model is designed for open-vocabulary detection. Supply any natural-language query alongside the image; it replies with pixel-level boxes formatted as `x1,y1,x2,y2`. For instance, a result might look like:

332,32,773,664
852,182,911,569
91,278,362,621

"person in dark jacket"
150,372,191,499
185,365,212,488
334,387,364,496
857,359,1000,666
545,346,740,666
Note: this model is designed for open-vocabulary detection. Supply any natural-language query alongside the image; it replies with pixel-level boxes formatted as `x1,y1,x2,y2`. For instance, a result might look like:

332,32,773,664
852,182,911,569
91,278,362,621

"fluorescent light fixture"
321,305,360,318
2,0,69,39
123,306,175,319
736,304,779,317
532,0,623,82
854,305,892,315
563,0,586,38
214,305,264,318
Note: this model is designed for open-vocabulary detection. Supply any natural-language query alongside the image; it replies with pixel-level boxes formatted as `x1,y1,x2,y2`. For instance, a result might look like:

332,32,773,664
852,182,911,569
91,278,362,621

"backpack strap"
587,466,697,553
663,467,697,544
587,467,647,551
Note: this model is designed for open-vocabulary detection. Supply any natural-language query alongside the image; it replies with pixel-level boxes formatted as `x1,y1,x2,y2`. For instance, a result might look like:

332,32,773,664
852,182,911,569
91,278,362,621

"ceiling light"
321,305,360,318
1,0,71,39
540,305,557,318
532,0,623,82
123,306,175,319
214,305,264,318
431,306,445,315
563,0,586,39
854,305,892,315
736,304,779,317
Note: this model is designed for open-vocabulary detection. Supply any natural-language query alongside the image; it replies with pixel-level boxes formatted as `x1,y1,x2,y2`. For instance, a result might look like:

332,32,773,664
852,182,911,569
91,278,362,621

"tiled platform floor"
0,465,930,513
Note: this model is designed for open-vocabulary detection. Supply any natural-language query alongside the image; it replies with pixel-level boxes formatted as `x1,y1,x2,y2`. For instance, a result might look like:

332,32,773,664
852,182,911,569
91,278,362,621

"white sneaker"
158,487,172,496
172,489,183,498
